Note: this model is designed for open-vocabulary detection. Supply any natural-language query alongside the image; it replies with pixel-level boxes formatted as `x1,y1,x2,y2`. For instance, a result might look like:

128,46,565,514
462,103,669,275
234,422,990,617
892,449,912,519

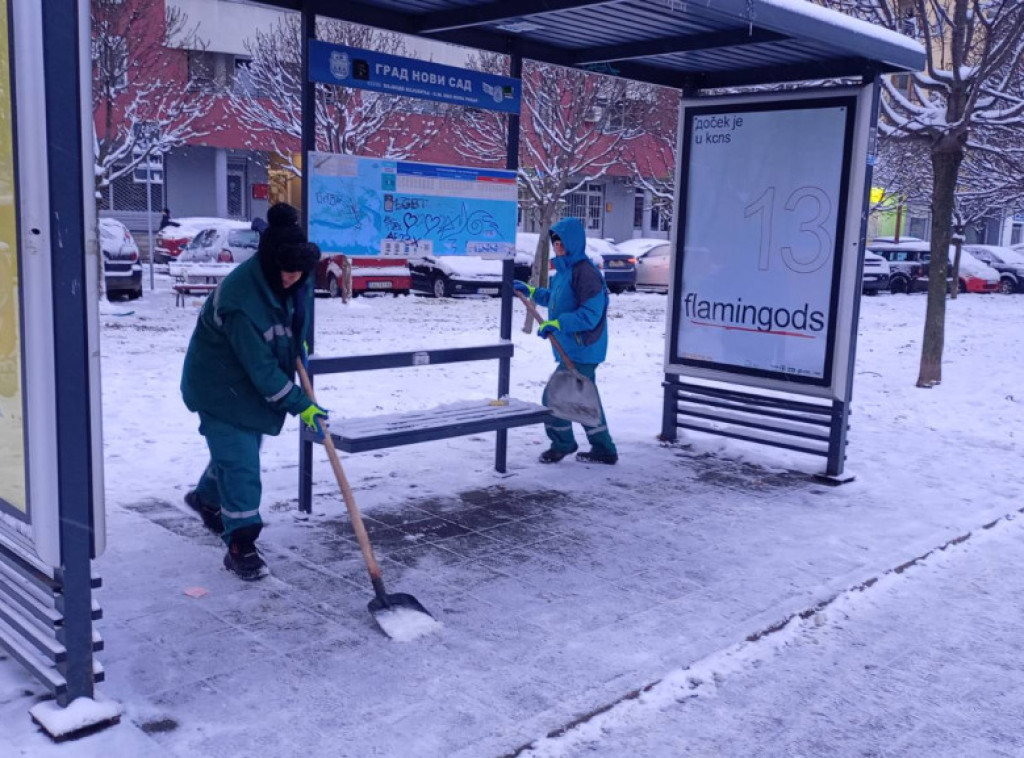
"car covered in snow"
98,218,143,301
962,244,1024,294
586,238,636,294
514,232,604,284
408,254,506,298
178,223,260,265
954,249,1000,294
861,250,890,295
154,217,250,264
616,238,672,293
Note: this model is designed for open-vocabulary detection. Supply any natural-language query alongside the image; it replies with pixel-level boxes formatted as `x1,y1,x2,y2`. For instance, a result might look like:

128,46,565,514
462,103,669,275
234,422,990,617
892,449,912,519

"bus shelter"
0,0,923,731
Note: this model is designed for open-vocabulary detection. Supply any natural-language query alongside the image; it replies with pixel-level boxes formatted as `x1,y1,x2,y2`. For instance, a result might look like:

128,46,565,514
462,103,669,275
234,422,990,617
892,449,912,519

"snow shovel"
515,292,603,427
296,359,437,641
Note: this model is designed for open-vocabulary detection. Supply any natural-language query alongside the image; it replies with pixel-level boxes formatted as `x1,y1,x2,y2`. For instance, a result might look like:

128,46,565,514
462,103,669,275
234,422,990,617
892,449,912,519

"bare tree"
228,15,442,172
624,86,680,229
826,0,1024,387
91,0,214,199
448,50,510,167
519,62,643,293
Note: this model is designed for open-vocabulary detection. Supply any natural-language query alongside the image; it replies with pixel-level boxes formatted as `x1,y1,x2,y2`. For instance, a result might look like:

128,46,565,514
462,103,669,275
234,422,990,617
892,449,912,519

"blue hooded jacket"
532,217,609,365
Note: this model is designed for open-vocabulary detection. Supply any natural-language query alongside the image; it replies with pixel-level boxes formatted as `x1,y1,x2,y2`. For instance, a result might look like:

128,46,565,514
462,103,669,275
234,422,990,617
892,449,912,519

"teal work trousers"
196,412,263,544
541,363,617,455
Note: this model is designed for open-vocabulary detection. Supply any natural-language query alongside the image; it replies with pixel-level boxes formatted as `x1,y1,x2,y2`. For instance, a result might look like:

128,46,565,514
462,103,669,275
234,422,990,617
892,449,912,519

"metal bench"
297,343,551,513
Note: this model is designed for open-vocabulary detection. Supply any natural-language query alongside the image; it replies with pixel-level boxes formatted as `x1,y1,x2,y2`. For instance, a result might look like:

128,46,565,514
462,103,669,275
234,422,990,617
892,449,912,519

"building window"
98,166,164,212
188,50,218,91
650,203,669,232
1010,223,1023,246
564,182,603,233
633,190,644,229
93,34,128,93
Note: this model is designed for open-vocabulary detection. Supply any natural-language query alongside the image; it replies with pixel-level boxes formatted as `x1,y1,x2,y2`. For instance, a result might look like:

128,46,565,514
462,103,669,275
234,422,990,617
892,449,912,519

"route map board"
308,152,518,258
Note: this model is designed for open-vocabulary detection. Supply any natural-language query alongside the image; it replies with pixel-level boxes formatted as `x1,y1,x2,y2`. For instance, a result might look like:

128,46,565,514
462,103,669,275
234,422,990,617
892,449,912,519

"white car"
155,217,252,264
98,218,142,301
861,250,890,295
617,238,672,292
178,223,260,264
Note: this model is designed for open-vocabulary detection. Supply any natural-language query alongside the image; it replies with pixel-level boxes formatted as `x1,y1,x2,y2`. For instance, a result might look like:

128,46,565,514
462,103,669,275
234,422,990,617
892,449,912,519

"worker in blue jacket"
514,217,618,465
181,203,328,580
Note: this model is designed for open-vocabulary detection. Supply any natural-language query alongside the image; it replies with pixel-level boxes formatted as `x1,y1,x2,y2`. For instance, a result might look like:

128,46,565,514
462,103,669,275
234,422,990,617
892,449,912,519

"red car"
315,254,411,298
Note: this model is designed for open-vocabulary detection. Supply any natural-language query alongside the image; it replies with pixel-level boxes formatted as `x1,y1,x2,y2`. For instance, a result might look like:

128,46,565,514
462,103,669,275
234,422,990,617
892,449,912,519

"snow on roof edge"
758,0,926,68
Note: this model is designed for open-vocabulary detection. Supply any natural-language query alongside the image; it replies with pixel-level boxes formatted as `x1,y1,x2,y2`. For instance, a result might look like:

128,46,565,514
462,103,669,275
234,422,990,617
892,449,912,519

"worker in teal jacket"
181,203,327,580
514,217,618,465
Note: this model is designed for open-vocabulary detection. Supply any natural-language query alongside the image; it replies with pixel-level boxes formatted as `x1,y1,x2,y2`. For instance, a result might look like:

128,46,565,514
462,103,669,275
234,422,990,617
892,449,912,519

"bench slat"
303,398,551,454
309,343,513,374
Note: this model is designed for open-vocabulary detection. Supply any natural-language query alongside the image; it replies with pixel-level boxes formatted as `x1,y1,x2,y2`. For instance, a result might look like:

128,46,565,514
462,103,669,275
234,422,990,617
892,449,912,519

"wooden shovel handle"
514,291,579,373
296,359,382,581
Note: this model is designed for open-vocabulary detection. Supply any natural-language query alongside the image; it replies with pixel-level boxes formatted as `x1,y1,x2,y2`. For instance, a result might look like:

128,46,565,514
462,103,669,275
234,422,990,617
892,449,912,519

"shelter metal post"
299,6,316,510
495,47,522,474
42,0,96,705
825,71,882,480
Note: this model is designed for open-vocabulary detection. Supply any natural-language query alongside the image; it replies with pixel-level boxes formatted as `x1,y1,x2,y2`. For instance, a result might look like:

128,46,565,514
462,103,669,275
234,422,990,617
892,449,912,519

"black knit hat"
258,203,320,274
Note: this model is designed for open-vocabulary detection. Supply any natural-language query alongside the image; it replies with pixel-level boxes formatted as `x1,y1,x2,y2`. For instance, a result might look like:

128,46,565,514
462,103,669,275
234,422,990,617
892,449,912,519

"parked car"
867,237,998,294
315,253,411,297
514,232,604,284
408,254,505,298
865,238,934,294
178,223,260,264
98,218,142,301
586,238,636,294
617,238,672,293
861,250,890,295
962,244,1024,293
154,217,248,264
954,249,1000,293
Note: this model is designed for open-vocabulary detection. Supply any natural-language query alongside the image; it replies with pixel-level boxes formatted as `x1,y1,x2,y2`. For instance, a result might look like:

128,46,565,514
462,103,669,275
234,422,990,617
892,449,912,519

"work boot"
539,445,578,464
576,449,618,465
185,490,223,535
223,538,269,581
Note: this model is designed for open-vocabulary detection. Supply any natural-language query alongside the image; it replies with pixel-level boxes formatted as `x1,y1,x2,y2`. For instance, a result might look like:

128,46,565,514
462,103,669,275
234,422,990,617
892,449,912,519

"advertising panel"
668,92,859,392
308,40,521,114
0,0,26,519
308,152,518,258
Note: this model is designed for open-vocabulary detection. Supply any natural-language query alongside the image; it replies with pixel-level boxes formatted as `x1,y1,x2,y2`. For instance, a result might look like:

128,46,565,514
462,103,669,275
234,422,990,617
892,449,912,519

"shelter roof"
261,0,925,89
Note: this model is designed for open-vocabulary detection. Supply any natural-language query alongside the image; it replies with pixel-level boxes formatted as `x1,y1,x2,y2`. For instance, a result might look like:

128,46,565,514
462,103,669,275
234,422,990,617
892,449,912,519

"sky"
1,277,1023,757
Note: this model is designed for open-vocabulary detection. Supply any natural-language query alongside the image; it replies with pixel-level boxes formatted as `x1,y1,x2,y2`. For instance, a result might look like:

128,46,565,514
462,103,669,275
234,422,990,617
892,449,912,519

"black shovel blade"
368,592,439,641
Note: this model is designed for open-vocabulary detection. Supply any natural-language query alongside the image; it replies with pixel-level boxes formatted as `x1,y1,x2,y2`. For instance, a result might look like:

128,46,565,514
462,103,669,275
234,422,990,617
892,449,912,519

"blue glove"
538,318,560,339
513,280,535,298
300,403,329,440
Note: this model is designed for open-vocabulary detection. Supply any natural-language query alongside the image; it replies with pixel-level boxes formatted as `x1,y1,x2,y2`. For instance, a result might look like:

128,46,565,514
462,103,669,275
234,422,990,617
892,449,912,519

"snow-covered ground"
1,279,1023,757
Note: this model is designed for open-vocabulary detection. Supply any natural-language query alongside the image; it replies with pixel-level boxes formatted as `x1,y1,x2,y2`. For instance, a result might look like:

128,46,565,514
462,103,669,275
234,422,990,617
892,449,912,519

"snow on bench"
301,397,551,454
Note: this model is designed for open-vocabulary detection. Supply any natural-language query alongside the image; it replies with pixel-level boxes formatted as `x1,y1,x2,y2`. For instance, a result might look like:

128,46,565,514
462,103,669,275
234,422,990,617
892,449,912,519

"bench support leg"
299,435,313,513
495,258,515,474
495,429,508,474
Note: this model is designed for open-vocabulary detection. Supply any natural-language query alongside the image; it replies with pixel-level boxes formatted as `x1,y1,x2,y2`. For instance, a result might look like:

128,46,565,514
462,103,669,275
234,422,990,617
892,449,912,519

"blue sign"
309,152,518,258
308,40,521,114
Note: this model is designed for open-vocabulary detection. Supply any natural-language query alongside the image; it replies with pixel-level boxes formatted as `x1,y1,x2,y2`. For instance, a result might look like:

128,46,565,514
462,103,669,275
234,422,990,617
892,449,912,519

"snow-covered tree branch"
92,0,214,197
518,62,643,288
824,0,1024,387
227,16,442,174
